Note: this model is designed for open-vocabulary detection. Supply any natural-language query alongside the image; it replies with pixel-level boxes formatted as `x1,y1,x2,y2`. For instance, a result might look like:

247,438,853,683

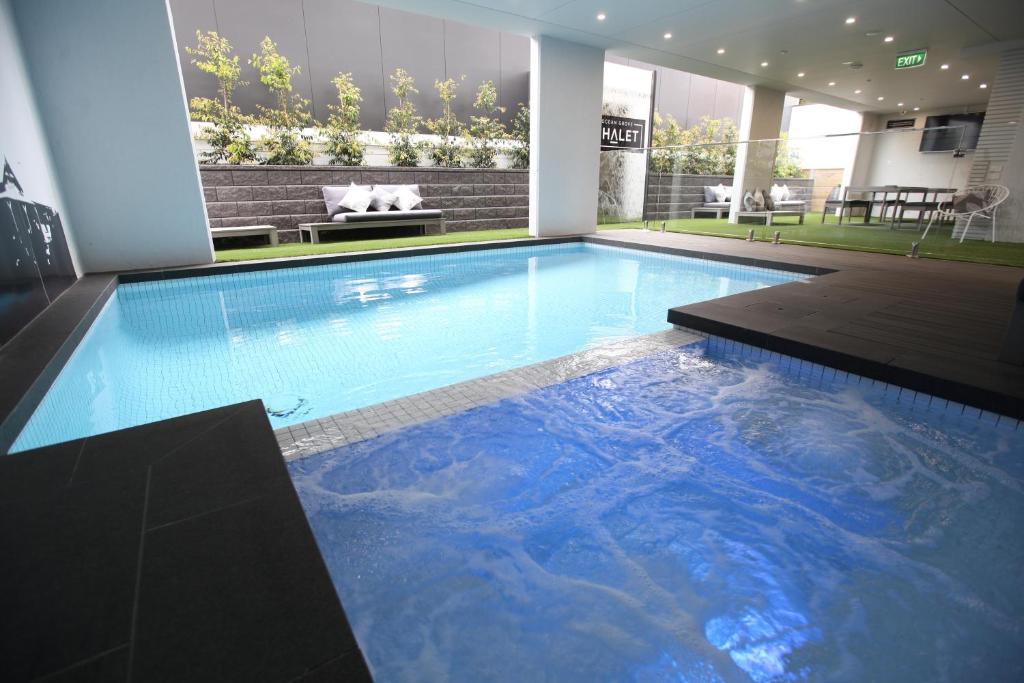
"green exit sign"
895,49,927,69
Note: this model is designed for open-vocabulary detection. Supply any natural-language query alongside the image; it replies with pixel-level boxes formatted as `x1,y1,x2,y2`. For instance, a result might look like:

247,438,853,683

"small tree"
249,37,313,165
508,103,529,170
462,80,506,168
425,76,464,167
649,112,685,173
773,133,806,178
385,68,423,166
323,72,365,166
185,31,256,164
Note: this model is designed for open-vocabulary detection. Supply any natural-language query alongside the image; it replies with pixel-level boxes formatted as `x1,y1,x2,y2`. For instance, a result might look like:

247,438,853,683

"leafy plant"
425,76,464,167
508,103,529,170
649,114,738,176
323,72,365,166
462,80,506,168
385,68,423,166
185,31,256,164
249,37,313,165
773,132,806,178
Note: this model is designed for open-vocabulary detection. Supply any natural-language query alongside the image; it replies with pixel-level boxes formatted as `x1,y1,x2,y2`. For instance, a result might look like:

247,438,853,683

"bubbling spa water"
289,341,1024,682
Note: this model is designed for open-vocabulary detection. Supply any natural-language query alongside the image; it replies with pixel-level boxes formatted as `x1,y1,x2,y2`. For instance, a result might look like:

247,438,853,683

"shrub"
425,76,464,167
249,37,313,165
649,114,738,175
509,103,529,170
385,68,423,167
185,31,256,164
323,72,365,166
462,81,506,168
773,133,806,178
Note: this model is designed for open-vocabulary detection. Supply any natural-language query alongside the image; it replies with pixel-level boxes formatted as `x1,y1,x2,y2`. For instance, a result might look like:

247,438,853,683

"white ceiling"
369,0,1024,114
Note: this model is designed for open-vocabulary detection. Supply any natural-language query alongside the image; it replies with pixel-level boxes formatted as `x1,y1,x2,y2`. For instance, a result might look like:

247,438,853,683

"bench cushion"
322,184,371,218
774,200,806,208
331,209,444,223
700,202,731,209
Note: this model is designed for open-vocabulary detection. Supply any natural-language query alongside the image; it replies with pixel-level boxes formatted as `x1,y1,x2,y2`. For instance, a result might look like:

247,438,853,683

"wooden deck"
590,230,1024,419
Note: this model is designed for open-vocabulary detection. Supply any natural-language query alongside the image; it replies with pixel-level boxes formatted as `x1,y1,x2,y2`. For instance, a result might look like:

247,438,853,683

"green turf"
215,228,531,262
214,218,1024,268
599,216,1024,268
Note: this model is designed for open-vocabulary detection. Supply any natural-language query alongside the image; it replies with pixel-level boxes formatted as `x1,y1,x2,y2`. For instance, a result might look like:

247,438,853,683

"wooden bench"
737,210,805,226
210,225,279,246
298,216,445,244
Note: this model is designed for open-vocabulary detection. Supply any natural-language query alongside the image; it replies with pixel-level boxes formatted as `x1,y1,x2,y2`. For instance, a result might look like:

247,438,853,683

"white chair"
921,184,1009,243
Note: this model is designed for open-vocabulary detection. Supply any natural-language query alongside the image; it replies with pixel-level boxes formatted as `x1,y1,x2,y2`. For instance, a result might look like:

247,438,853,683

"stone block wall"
200,166,529,243
644,174,814,221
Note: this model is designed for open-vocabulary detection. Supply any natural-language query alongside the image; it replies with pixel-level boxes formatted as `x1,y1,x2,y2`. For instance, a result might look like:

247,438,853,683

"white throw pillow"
392,186,423,212
712,184,729,203
781,184,791,200
770,184,786,202
339,183,373,213
369,186,398,212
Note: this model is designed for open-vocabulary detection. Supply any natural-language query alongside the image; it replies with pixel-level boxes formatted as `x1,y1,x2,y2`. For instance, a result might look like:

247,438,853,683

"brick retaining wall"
644,174,814,221
200,166,529,243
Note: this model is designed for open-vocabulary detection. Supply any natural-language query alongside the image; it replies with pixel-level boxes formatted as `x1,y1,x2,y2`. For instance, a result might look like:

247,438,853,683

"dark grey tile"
42,646,129,683
290,650,373,682
145,403,286,529
133,485,361,683
0,438,81,501
0,470,144,682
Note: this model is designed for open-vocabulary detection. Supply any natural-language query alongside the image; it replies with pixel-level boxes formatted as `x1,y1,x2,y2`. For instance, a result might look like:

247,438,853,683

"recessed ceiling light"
797,72,805,77
761,61,769,67
940,64,949,70
883,36,894,42
596,12,606,21
717,48,725,54
664,32,672,39
897,102,904,106
854,89,862,94
961,74,970,80
980,83,988,88
828,81,836,86
845,17,857,24
877,96,884,101
913,106,920,111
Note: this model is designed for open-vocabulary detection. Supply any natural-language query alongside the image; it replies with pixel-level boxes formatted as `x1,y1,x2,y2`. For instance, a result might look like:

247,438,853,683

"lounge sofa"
299,184,445,243
691,185,734,218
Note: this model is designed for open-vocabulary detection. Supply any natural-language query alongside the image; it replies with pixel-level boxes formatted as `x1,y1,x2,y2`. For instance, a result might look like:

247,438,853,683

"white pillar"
12,0,214,272
729,86,786,223
529,36,605,237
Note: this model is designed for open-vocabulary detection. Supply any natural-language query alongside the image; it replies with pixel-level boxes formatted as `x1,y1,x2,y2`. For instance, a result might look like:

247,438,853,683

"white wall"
529,36,604,237
858,107,985,189
11,0,213,272
0,0,79,274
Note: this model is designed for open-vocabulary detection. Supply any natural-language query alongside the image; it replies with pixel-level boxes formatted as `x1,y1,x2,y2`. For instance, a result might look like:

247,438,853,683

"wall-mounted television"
919,112,985,152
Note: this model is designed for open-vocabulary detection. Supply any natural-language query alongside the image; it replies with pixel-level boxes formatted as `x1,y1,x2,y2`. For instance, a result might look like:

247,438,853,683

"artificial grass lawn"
214,218,1024,268
600,216,1024,268
215,228,531,262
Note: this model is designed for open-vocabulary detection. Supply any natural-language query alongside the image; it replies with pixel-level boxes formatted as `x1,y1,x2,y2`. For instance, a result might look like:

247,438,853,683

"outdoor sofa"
693,183,806,220
299,183,445,243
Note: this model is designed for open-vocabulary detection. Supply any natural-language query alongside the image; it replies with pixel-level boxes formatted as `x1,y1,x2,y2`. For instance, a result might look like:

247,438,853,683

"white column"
729,86,786,223
529,36,605,237
12,0,214,272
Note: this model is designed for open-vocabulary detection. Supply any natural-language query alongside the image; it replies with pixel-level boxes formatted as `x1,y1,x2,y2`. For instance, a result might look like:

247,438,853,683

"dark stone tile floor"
0,401,371,683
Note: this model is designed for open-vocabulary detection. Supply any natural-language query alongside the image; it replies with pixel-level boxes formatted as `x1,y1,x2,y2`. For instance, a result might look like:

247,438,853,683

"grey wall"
168,0,531,129
608,56,745,127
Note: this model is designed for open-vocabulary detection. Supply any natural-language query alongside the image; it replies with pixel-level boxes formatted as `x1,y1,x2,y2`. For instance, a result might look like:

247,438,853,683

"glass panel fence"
598,123,1022,268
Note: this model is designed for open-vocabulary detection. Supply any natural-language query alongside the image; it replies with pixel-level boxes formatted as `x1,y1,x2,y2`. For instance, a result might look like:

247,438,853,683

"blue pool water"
13,243,803,451
289,339,1024,682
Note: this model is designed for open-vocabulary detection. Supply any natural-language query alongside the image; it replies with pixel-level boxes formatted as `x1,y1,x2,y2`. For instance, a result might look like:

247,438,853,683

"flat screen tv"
919,112,985,152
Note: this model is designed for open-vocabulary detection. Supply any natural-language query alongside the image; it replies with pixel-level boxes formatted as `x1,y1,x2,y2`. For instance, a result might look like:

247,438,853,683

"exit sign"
895,49,927,69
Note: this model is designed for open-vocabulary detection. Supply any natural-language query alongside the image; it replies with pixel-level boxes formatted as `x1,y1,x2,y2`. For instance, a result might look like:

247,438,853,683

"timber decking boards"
589,231,1024,419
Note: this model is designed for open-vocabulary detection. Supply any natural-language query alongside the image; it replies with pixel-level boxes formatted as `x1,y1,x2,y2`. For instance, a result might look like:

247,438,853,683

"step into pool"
12,242,805,452
289,337,1024,682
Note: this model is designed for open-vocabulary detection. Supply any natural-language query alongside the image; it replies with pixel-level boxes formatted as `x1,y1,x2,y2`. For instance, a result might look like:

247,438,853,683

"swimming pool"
12,242,805,452
290,337,1024,682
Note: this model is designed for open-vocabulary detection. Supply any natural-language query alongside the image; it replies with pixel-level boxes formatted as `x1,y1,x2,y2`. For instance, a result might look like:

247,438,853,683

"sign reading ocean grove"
600,115,646,150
